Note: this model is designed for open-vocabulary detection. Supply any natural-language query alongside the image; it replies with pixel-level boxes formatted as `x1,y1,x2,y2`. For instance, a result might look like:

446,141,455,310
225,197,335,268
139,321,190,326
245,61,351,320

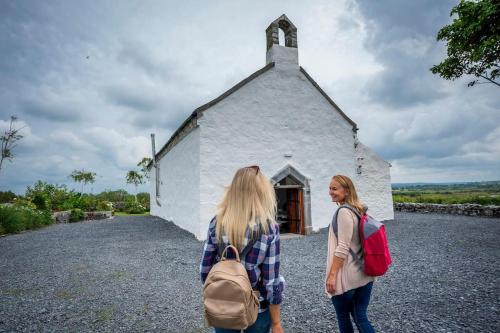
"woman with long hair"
200,166,285,333
325,175,376,333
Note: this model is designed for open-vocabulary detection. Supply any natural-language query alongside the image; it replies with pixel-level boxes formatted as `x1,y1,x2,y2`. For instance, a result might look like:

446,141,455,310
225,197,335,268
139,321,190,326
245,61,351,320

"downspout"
151,133,161,207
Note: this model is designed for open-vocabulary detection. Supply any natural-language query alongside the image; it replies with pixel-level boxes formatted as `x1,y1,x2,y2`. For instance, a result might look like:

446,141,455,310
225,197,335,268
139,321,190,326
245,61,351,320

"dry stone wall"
394,203,500,218
52,210,112,223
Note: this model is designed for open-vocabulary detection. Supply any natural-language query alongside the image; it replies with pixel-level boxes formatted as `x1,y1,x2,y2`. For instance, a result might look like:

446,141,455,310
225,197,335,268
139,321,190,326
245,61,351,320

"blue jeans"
214,310,271,333
331,282,375,333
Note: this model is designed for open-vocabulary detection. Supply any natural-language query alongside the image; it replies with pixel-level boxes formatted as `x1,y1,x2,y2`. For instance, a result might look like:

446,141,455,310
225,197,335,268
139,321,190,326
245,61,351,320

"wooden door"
287,189,299,234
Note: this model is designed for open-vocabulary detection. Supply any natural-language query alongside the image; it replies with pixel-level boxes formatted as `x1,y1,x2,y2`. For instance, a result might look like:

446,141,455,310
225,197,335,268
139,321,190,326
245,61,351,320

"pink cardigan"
325,207,375,297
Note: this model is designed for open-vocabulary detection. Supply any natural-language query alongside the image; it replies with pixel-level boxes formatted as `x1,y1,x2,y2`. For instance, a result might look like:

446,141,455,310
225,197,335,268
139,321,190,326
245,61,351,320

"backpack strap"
331,204,363,265
216,222,263,261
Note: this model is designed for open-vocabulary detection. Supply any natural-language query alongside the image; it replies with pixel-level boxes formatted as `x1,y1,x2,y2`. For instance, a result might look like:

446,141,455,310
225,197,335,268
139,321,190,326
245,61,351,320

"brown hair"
332,174,364,215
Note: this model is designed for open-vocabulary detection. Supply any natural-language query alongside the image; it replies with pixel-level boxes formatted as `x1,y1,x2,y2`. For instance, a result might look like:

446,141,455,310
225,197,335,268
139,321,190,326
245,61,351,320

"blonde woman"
325,175,376,333
200,166,285,333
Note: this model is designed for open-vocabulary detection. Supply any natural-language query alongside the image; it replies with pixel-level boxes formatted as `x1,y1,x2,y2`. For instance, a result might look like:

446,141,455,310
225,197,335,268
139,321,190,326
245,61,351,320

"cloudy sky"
1,0,499,194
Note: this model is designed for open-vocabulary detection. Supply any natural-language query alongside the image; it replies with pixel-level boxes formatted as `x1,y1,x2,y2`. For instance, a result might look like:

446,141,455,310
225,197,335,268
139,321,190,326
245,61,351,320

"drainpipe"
151,133,161,207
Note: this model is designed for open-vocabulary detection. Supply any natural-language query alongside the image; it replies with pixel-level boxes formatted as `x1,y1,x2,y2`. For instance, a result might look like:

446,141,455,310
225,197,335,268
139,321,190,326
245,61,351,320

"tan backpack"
203,245,260,330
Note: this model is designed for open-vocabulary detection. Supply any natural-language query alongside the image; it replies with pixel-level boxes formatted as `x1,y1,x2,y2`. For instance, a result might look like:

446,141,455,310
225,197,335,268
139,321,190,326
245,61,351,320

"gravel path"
0,213,498,332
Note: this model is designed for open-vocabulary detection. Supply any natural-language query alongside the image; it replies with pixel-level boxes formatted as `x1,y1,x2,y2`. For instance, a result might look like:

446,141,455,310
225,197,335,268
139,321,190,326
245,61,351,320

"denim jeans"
214,310,271,333
331,282,375,333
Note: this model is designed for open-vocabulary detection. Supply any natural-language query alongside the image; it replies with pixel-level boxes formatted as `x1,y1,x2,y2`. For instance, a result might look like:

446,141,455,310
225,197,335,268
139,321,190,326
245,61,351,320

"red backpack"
332,205,392,276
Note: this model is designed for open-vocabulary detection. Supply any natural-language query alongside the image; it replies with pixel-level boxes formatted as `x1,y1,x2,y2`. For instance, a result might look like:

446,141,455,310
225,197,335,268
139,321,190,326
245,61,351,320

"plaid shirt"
200,217,285,306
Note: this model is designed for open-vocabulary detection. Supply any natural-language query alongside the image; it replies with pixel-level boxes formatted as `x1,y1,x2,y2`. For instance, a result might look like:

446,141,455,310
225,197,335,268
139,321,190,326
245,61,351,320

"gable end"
299,67,358,132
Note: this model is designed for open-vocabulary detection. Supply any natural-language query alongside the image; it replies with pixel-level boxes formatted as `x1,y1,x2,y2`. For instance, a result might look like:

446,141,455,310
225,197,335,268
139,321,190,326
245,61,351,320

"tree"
431,0,500,87
126,170,144,201
137,157,152,180
1,116,25,175
69,169,96,194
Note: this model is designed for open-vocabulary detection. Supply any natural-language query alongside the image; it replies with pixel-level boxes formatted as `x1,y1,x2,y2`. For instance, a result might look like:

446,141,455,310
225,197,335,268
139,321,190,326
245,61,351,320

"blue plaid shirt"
200,217,285,306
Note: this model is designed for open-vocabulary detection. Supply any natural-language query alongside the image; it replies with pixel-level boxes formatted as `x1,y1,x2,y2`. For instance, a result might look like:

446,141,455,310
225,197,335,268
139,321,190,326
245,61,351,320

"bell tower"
265,14,298,66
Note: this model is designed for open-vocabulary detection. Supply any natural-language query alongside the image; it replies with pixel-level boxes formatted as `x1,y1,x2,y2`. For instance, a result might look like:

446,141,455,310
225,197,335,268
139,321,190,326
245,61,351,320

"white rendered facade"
150,15,393,240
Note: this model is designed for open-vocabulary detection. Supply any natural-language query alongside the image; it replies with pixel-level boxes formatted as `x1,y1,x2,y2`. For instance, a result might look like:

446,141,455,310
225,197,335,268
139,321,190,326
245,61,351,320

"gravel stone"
0,213,499,332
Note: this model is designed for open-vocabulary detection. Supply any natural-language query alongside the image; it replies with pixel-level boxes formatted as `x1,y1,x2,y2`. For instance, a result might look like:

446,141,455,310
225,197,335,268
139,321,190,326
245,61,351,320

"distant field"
392,181,500,206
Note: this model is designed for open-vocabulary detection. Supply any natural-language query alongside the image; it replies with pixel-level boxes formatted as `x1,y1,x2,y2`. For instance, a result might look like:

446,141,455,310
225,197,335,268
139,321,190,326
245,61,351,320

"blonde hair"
216,166,276,250
332,174,364,215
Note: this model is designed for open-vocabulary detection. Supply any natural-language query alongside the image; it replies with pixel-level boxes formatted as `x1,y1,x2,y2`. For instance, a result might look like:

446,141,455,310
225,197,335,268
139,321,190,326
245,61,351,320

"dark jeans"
331,282,375,333
214,310,271,333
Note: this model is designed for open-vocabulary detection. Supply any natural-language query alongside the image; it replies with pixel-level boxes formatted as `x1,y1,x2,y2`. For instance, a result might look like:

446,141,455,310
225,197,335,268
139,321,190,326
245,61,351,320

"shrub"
96,201,113,211
113,201,127,212
26,181,77,211
0,205,52,234
137,192,150,211
96,189,130,203
0,206,25,233
70,208,84,222
32,193,50,211
125,201,145,214
13,198,37,210
0,191,16,203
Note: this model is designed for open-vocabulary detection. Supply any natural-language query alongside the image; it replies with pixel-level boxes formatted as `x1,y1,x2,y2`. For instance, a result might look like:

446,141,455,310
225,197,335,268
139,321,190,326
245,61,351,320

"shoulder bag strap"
331,204,363,264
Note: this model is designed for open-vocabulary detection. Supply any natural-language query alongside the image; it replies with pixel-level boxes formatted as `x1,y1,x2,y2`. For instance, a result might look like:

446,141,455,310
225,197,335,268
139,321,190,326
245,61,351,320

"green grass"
392,181,500,205
113,211,150,217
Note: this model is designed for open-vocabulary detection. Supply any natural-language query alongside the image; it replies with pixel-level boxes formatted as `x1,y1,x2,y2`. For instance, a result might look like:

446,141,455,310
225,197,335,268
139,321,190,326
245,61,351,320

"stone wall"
52,210,112,223
394,203,500,218
84,211,112,220
53,210,71,223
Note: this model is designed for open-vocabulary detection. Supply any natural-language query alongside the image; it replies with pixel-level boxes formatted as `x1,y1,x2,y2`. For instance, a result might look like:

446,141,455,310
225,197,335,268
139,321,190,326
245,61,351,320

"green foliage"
96,201,113,211
126,170,144,188
62,195,111,212
0,116,24,175
431,0,500,87
138,157,152,180
136,192,150,211
25,180,77,211
96,189,131,203
69,169,96,194
31,193,50,211
12,198,37,210
70,208,84,223
125,200,146,214
0,205,52,234
393,181,500,206
0,190,16,203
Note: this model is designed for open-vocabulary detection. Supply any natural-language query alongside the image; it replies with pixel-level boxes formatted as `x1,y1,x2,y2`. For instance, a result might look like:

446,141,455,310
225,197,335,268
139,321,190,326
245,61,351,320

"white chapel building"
149,15,394,240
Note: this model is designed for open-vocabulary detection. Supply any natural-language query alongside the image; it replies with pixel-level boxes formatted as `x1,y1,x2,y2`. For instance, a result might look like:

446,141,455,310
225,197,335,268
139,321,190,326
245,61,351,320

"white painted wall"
355,142,394,221
153,53,393,241
150,127,200,238
198,63,361,238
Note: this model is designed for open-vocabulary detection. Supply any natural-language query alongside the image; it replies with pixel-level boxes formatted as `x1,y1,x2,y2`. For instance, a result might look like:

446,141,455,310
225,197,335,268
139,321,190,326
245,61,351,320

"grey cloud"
1,0,498,191
355,0,456,42
116,40,179,80
353,0,457,108
366,67,448,108
104,85,161,112
21,98,84,123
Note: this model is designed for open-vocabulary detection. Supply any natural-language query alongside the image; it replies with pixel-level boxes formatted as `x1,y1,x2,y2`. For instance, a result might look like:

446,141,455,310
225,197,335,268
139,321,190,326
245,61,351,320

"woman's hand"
271,322,284,333
326,273,336,294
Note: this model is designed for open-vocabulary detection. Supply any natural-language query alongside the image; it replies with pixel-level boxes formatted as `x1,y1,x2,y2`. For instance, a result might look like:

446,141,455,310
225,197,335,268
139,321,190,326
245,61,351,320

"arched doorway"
271,165,311,235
